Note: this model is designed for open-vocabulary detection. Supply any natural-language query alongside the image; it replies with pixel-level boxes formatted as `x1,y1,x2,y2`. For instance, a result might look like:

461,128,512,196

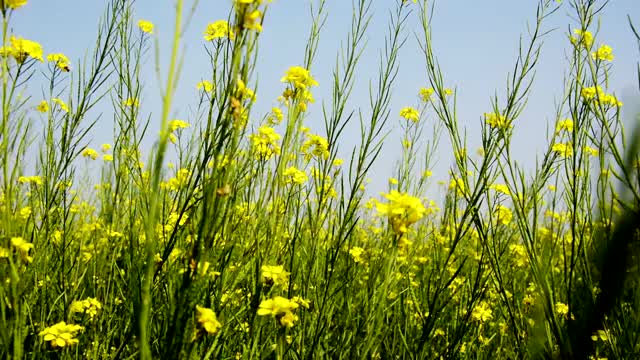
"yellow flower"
5,0,28,9
9,36,44,62
449,177,467,196
555,302,569,317
196,80,214,92
101,143,112,152
301,134,330,161
419,87,434,102
583,145,598,157
169,119,190,132
36,100,49,113
124,97,139,107
11,237,34,263
570,29,593,49
103,154,113,162
47,53,71,72
376,190,426,234
281,66,319,90
195,305,222,335
268,107,284,125
283,166,308,185
279,311,298,328
349,247,365,263
52,98,69,113
138,20,154,34
471,302,493,322
243,9,263,32
70,298,102,320
39,322,84,348
249,126,281,160
81,148,99,160
555,118,574,134
257,296,299,316
489,183,510,196
261,265,290,286
494,205,513,225
18,176,43,186
399,107,419,122
552,143,573,158
19,207,31,219
592,44,613,61
484,112,511,129
204,20,234,41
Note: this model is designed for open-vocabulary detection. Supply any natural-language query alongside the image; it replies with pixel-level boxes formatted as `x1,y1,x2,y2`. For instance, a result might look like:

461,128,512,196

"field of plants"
1,0,640,358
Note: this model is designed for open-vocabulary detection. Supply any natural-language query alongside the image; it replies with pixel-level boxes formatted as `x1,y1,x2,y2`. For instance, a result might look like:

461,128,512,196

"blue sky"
11,0,640,197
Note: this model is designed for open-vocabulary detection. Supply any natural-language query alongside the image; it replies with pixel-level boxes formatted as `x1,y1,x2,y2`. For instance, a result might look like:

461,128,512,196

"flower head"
281,66,318,90
204,20,234,41
5,0,28,9
47,53,71,72
39,322,84,348
9,36,43,62
592,44,613,61
138,20,154,34
195,305,222,335
399,107,419,122
376,191,426,234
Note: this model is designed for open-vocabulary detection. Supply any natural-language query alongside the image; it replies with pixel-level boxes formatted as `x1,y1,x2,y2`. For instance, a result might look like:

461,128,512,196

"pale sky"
11,0,640,197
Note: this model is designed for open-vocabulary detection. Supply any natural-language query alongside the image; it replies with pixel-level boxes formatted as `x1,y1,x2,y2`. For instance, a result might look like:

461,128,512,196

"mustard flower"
261,265,290,286
301,134,330,161
283,166,308,185
494,205,513,225
19,207,31,219
69,298,102,320
52,98,69,113
257,296,299,317
169,119,190,132
592,44,613,61
123,97,140,107
570,29,593,49
449,177,467,196
5,0,28,9
35,100,49,113
11,237,34,263
81,148,99,160
419,87,434,102
137,20,154,34
243,9,263,32
204,20,234,41
47,53,71,72
249,126,281,160
39,322,84,348
376,190,426,234
552,143,573,158
349,246,365,263
555,118,574,134
9,36,43,62
268,107,284,125
195,305,222,335
484,112,511,129
399,107,419,122
555,302,569,317
18,176,43,186
583,145,598,157
471,302,493,322
489,183,510,196
196,80,214,92
281,66,319,90
101,143,112,152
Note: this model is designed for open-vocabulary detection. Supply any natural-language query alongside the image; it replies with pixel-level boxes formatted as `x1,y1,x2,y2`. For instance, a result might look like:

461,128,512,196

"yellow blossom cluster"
376,190,426,235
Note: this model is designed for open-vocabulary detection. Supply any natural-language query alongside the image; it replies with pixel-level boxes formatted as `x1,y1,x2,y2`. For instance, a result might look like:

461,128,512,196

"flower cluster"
69,297,102,320
39,322,84,348
257,296,300,328
376,191,426,235
249,126,281,160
